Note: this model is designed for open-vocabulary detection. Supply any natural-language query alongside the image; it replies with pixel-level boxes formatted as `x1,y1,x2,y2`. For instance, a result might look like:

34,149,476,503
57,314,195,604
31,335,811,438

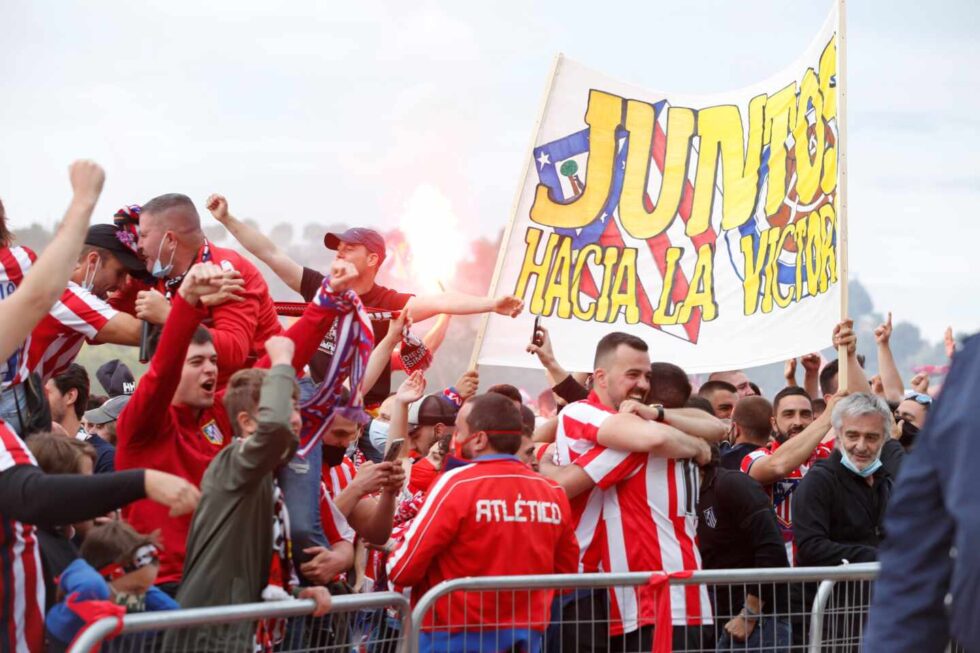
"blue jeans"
420,629,543,653
277,376,329,573
0,383,27,437
716,616,791,652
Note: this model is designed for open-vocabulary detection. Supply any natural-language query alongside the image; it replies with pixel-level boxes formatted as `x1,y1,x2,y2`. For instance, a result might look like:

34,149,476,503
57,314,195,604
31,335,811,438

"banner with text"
479,7,841,374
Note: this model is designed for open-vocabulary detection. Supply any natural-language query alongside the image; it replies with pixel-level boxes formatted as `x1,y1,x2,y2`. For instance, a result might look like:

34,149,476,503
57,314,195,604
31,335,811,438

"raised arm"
874,312,905,402
801,353,822,399
833,319,870,394
364,311,410,395
232,340,299,485
745,397,837,485
526,325,574,389
404,291,523,323
116,264,236,455
0,161,103,361
207,193,303,294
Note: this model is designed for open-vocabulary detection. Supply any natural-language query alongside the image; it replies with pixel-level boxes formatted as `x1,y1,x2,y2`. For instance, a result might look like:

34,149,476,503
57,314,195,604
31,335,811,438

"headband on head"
98,543,159,581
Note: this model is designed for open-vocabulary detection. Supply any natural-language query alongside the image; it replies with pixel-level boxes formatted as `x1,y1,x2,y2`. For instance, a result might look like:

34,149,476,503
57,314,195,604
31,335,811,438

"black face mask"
322,444,347,467
899,421,920,449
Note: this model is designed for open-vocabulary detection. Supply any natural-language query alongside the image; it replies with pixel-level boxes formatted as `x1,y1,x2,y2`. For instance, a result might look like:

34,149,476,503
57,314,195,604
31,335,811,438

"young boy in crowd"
172,335,335,650
45,521,177,651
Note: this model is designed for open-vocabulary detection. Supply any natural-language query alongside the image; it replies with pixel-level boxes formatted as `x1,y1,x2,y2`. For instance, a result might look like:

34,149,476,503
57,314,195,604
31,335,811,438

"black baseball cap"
324,228,386,262
96,360,135,397
408,394,459,428
85,224,146,273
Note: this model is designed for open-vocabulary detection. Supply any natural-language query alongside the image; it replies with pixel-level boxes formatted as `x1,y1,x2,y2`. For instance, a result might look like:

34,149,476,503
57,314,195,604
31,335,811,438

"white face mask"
150,236,176,279
81,257,101,292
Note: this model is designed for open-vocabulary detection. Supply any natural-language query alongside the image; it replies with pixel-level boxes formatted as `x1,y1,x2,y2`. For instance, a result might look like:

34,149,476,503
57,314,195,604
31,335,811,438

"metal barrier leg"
809,579,837,653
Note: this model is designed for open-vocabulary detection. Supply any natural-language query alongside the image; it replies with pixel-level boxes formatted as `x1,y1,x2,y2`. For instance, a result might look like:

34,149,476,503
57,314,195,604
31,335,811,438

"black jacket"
792,449,895,566
698,467,789,618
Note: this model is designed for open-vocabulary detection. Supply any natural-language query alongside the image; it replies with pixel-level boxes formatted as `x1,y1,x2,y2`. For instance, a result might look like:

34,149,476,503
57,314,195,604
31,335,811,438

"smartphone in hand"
384,438,405,463
531,316,544,347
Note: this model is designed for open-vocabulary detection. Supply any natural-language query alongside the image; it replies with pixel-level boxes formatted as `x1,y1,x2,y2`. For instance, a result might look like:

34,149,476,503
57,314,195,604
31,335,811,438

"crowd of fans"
0,160,957,652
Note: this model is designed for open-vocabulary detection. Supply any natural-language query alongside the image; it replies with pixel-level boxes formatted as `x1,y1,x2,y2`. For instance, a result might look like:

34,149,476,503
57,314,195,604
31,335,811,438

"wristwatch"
650,404,665,422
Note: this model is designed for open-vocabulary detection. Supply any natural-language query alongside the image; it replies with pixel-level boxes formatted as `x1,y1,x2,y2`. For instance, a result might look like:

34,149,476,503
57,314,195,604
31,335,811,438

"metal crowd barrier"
68,590,411,653
67,565,964,653
409,565,880,653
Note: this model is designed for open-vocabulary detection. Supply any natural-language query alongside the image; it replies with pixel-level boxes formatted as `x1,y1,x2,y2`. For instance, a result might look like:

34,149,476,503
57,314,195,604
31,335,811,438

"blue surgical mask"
81,257,101,292
840,448,882,478
150,237,176,279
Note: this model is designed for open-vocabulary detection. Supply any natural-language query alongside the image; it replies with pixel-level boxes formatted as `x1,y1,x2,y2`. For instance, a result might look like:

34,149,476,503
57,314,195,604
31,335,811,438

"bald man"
134,193,283,387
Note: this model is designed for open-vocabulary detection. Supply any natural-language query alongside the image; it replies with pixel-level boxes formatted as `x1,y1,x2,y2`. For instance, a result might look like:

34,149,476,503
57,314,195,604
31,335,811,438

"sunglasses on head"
903,391,932,405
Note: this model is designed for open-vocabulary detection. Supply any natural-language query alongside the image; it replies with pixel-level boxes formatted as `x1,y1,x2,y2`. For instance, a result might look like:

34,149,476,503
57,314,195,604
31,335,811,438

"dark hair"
684,396,715,415
819,359,839,396
820,355,866,396
594,332,648,369
28,432,95,475
81,521,157,571
87,395,108,410
733,396,774,442
78,244,114,264
519,404,536,437
191,325,213,346
748,382,762,397
0,198,12,248
488,384,522,405
698,380,737,398
52,364,90,420
772,386,813,413
464,393,524,455
647,362,691,408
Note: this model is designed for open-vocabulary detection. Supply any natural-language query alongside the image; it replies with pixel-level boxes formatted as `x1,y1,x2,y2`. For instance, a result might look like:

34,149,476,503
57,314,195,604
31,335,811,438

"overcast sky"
1,0,976,339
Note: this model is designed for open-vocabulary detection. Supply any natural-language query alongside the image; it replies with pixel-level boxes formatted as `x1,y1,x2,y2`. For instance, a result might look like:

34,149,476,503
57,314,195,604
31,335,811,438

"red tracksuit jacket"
116,291,337,585
112,242,283,388
387,455,579,631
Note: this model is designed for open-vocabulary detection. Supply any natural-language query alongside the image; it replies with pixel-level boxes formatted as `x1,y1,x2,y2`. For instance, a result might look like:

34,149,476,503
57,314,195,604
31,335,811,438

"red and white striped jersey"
556,392,712,633
318,480,355,545
25,283,117,383
321,456,357,501
602,454,713,633
0,419,45,652
0,246,38,389
741,440,833,564
554,393,646,574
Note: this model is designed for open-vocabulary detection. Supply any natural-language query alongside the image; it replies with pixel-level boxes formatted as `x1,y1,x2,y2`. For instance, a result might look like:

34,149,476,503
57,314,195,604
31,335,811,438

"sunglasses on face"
903,391,932,405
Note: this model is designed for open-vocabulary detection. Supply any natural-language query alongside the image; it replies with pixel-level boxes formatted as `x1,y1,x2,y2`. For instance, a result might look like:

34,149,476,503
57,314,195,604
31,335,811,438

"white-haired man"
792,393,903,567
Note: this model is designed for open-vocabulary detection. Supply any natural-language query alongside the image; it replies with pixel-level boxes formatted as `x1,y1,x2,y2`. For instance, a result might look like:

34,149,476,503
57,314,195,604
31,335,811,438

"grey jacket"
166,364,297,651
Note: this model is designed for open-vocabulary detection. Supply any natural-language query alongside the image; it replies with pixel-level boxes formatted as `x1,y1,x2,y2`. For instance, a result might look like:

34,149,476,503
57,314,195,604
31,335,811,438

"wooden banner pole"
836,0,850,391
467,53,564,371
